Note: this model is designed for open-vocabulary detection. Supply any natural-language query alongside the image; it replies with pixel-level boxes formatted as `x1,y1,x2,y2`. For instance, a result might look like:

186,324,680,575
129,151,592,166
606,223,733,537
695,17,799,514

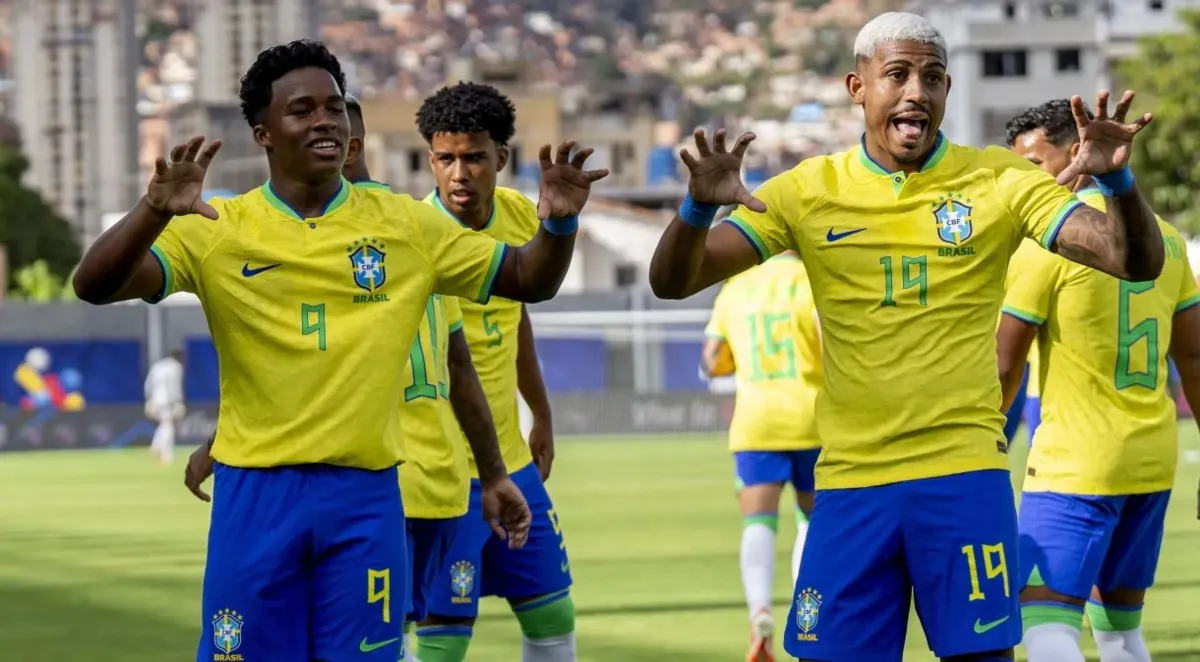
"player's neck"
267,172,344,218
862,133,937,175
437,190,495,230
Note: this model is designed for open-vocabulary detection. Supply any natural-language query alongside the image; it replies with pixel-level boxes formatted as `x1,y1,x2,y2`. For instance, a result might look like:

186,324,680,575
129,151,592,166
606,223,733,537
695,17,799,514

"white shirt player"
144,353,185,465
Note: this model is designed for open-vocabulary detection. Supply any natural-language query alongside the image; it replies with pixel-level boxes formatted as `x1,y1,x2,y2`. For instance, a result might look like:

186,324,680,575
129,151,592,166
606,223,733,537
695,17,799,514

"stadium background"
2,0,1200,660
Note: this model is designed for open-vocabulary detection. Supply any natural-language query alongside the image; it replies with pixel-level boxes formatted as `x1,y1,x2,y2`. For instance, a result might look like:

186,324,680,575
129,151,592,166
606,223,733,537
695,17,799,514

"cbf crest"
450,560,476,600
348,236,387,292
211,608,244,656
795,588,822,640
932,193,974,246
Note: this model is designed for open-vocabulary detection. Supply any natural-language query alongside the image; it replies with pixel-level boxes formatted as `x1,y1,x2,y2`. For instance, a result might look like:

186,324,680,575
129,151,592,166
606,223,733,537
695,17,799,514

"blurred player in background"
72,38,599,661
649,10,1164,660
701,251,822,662
415,82,587,662
144,349,185,464
999,98,1200,662
343,96,533,661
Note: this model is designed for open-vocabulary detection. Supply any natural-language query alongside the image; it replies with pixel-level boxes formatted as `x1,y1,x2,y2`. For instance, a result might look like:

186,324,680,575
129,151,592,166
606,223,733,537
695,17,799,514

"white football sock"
522,633,576,662
740,521,776,618
791,520,808,584
1092,627,1151,662
1023,623,1086,662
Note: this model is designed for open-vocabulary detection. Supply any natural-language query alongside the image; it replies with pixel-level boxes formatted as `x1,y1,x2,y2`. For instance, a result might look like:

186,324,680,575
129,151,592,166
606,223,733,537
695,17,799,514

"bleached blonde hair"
853,12,946,62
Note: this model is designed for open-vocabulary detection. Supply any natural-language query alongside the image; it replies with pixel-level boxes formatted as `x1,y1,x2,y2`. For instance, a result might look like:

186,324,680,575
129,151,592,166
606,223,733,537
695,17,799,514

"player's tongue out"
893,119,923,139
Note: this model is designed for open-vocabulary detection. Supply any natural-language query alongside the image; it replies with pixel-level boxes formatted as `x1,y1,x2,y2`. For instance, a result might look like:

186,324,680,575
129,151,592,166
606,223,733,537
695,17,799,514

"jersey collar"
351,179,392,191
428,188,496,230
261,176,351,221
855,131,949,176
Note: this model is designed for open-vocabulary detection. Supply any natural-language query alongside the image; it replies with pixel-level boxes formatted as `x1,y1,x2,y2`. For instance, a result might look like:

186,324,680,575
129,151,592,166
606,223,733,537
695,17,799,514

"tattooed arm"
1053,190,1163,282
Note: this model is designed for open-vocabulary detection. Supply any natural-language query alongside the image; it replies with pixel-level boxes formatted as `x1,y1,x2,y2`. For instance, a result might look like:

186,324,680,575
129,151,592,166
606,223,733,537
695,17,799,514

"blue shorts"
734,449,820,492
1019,490,1170,599
200,463,407,662
785,470,1021,661
1023,396,1042,442
426,463,572,618
406,517,462,623
1004,365,1030,443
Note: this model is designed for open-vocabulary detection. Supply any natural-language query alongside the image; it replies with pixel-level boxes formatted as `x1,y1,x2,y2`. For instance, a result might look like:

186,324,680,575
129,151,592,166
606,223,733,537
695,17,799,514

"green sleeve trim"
475,243,507,304
724,216,769,263
1040,198,1084,249
144,244,173,304
448,321,464,333
1002,305,1045,325
1177,293,1200,313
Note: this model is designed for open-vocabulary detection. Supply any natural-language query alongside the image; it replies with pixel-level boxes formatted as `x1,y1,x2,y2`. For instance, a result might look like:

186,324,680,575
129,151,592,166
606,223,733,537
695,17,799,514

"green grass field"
1,427,1199,661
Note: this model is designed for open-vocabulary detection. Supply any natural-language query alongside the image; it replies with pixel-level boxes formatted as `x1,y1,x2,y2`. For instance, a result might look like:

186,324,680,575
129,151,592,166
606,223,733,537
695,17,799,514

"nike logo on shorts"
973,616,1009,634
242,262,282,277
359,637,400,653
826,227,866,242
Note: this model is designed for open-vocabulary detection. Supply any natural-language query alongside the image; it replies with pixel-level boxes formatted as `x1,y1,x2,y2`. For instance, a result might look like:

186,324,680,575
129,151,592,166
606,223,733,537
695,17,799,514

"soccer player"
342,96,533,659
72,40,606,662
998,98,1200,662
647,11,1164,662
701,251,822,662
144,348,185,464
414,82,576,662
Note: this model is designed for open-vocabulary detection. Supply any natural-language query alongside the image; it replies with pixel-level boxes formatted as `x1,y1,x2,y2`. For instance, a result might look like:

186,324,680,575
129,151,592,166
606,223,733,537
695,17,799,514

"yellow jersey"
726,133,1082,489
426,187,539,475
151,178,506,470
1002,239,1042,398
704,255,822,452
354,180,471,518
1002,187,1198,495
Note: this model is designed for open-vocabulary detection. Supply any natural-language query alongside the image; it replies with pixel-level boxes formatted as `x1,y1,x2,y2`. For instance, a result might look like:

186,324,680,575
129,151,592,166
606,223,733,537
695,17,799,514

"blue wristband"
1093,167,1135,197
542,215,578,236
679,193,720,228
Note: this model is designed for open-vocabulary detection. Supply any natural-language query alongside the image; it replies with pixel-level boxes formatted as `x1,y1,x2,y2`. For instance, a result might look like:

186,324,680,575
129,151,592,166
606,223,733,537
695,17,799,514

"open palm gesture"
536,141,609,221
680,129,766,212
1057,90,1153,186
148,136,223,220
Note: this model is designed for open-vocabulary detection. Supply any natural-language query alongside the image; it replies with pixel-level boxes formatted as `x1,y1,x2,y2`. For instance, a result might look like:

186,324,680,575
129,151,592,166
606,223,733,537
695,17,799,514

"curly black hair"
239,39,347,127
1005,98,1092,148
416,82,517,146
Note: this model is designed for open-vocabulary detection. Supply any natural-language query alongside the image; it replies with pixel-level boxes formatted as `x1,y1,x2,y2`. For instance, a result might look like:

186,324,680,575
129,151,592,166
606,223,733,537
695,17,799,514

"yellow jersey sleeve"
1177,249,1200,313
704,284,732,339
990,147,1083,249
1002,241,1064,326
148,204,228,300
410,201,507,304
724,169,810,262
444,295,465,333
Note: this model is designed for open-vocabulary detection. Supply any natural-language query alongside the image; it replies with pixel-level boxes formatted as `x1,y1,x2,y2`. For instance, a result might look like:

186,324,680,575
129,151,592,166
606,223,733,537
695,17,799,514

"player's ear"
846,70,866,105
253,124,272,149
496,145,509,172
1069,141,1080,160
346,136,363,166
945,73,952,95
426,148,436,170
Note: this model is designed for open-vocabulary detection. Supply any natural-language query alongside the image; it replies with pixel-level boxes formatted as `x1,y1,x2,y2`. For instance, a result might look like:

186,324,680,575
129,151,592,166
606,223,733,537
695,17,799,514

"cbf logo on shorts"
450,560,475,604
795,588,822,642
211,608,244,660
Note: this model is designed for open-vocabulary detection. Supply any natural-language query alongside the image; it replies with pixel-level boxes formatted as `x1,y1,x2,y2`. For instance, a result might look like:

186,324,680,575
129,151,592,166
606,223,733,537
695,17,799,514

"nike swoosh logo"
826,227,866,242
973,616,1010,634
241,262,282,277
359,637,400,653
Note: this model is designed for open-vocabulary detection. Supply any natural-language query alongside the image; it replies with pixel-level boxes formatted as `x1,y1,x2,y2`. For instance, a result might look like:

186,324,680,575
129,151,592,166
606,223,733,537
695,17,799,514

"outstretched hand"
1056,90,1153,186
680,128,766,212
536,141,609,221
148,136,223,220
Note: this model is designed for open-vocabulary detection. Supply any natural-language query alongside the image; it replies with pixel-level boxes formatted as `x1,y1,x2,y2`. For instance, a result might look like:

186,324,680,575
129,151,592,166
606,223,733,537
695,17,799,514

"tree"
1118,10,1200,234
9,260,75,302
0,145,82,288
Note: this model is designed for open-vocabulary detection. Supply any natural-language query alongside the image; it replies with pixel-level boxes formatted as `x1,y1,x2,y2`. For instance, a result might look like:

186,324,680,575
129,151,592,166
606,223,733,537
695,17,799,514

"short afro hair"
416,82,516,146
239,39,347,127
1005,98,1091,148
